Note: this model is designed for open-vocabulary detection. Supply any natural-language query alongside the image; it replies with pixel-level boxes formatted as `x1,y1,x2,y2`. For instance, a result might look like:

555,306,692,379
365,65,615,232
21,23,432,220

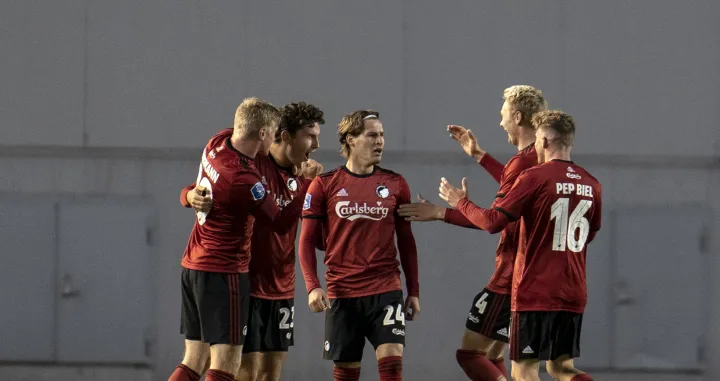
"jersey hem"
327,287,403,299
181,263,249,274
485,284,511,295
249,293,295,301
512,306,585,313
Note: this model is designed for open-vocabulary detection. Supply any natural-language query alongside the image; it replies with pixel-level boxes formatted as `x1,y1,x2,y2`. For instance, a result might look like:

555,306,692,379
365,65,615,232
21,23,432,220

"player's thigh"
196,272,251,347
209,343,244,374
511,359,541,381
236,352,262,381
459,329,497,353
548,311,583,361
365,291,406,351
323,297,365,362
465,288,512,344
486,340,508,360
181,339,210,374
261,351,287,381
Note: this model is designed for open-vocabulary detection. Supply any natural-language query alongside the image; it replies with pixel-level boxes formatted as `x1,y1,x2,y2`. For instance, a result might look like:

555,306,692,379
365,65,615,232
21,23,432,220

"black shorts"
180,269,250,346
510,311,583,361
465,288,511,343
243,297,295,353
323,290,406,362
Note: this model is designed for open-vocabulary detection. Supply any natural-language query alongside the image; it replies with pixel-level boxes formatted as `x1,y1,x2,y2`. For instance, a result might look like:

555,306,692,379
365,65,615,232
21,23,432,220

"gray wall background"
1,1,718,380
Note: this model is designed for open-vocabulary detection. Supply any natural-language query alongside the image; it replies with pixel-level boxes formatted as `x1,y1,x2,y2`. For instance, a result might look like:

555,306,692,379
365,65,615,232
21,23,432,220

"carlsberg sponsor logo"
335,201,389,221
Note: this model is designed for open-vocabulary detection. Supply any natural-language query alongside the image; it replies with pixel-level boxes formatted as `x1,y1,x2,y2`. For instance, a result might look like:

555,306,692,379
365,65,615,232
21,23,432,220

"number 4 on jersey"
550,198,592,252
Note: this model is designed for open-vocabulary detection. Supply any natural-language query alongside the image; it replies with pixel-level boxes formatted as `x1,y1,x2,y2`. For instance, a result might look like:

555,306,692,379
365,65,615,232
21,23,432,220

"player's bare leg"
546,356,592,381
486,340,509,376
333,361,361,381
235,352,262,381
457,330,508,381
511,359,541,381
259,352,286,381
169,340,210,381
182,340,211,373
206,344,244,381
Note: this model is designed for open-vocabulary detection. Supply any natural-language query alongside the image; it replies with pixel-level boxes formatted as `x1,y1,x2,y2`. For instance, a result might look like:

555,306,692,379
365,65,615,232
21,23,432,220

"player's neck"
269,143,292,167
516,130,536,152
345,158,374,175
229,134,259,159
544,149,572,163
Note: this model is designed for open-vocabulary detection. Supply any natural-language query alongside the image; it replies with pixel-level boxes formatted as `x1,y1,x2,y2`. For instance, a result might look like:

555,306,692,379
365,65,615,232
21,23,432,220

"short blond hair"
233,97,281,135
532,109,575,147
337,109,379,158
503,85,548,127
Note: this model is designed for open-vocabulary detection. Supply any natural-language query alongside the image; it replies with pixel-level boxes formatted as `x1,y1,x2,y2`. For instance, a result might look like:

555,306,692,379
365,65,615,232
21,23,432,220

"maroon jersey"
300,166,419,299
485,145,537,295
248,154,308,299
493,160,602,313
181,129,307,274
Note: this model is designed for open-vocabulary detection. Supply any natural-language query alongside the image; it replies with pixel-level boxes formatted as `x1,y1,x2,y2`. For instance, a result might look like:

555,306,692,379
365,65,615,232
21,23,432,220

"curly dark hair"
275,102,325,142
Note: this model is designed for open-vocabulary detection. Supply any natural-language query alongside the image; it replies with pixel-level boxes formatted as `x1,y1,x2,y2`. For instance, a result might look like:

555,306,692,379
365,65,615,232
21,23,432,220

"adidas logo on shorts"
522,346,534,354
496,327,509,337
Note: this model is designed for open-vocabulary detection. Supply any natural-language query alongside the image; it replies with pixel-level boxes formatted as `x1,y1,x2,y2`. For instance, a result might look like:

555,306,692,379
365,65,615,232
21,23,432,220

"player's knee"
334,361,362,369
209,344,244,374
236,353,262,381
375,343,403,359
182,340,210,372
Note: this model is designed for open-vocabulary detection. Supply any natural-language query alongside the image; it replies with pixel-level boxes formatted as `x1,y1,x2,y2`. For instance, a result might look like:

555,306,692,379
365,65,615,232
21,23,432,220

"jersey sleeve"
395,177,419,297
587,183,603,243
235,172,309,234
493,156,525,201
301,177,327,219
493,170,538,222
298,217,323,292
479,153,504,183
443,208,483,230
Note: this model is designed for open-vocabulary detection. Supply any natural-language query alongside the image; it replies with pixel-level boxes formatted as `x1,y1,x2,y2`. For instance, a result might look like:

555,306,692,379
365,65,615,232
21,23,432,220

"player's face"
500,101,520,146
350,120,384,166
259,122,279,156
287,122,321,167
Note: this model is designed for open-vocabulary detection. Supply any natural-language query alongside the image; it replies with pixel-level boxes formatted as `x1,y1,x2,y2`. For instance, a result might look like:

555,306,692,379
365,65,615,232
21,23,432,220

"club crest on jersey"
287,177,298,192
376,185,390,198
303,193,312,210
251,182,266,201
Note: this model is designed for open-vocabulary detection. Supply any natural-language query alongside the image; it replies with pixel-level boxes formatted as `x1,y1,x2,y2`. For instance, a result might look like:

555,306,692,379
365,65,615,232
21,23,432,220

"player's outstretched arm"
298,217,329,312
397,194,482,230
248,181,309,234
447,125,503,183
438,177,510,233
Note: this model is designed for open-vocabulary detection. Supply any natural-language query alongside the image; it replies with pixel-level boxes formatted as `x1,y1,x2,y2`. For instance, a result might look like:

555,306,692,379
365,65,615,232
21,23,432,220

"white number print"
279,306,295,330
550,198,593,253
474,293,489,314
382,304,406,326
194,164,214,225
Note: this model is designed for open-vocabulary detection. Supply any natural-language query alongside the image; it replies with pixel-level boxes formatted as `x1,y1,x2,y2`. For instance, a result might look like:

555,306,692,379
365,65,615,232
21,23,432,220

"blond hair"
503,85,548,127
233,97,281,136
337,110,379,158
532,109,575,147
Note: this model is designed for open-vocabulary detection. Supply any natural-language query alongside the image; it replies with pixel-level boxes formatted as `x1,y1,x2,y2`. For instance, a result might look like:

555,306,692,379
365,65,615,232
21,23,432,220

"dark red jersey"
180,129,307,274
442,146,537,295
456,160,602,313
299,166,419,299
247,154,308,299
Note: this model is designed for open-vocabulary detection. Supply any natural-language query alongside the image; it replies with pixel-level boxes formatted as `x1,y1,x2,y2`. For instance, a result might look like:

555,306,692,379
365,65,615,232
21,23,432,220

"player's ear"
346,135,355,149
542,136,549,149
280,129,292,144
513,110,522,125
